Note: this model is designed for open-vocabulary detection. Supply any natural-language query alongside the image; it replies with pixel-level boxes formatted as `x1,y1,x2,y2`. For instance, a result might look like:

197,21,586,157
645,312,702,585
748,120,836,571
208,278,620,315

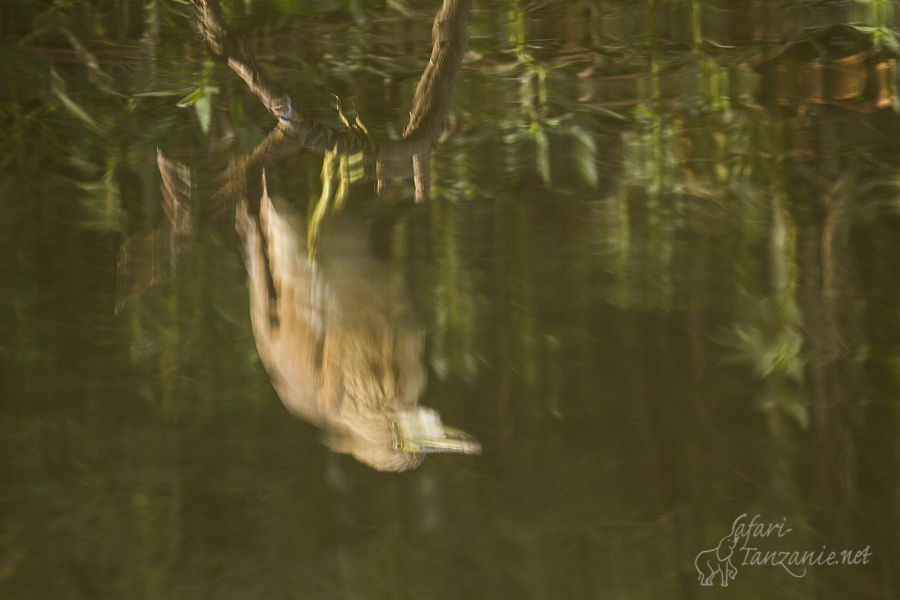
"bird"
234,171,480,471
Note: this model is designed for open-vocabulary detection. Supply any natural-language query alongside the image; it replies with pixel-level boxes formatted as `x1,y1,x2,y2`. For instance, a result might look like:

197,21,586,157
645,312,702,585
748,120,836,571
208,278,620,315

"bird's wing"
236,173,340,425
316,221,428,412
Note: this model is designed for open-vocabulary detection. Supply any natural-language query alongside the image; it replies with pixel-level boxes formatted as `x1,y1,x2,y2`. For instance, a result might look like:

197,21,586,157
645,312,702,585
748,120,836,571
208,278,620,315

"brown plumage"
235,173,478,471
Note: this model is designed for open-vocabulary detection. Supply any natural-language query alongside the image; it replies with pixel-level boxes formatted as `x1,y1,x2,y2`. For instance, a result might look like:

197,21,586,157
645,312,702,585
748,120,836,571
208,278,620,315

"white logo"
695,514,872,586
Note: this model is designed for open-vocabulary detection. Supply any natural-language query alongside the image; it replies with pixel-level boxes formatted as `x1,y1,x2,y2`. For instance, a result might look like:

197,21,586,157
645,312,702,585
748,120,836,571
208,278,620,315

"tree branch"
190,0,473,200
381,0,473,160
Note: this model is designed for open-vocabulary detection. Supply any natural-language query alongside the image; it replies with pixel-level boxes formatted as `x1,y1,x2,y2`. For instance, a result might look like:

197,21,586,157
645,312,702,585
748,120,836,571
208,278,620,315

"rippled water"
2,0,899,597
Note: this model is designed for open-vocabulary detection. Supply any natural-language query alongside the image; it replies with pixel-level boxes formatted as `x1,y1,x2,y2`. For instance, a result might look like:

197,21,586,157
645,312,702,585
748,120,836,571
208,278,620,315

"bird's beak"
411,426,481,454
392,408,481,455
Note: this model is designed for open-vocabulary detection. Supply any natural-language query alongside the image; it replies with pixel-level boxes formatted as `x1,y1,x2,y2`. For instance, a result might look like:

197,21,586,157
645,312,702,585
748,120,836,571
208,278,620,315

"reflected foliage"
2,0,900,598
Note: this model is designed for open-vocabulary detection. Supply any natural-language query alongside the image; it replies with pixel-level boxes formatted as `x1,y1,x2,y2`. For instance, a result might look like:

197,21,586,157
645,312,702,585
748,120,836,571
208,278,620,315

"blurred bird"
235,172,480,471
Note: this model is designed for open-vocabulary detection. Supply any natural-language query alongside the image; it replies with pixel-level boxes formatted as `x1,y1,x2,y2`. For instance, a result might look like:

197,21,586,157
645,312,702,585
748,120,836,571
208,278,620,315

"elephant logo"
695,530,740,586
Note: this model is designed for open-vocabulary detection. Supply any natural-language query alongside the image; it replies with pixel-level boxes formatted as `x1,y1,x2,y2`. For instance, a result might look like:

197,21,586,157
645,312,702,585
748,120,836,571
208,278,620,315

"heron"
235,172,480,471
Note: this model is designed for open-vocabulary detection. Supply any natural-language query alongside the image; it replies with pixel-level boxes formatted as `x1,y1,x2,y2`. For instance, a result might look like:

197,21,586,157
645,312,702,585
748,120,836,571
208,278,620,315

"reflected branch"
191,0,341,150
190,0,473,200
380,0,473,194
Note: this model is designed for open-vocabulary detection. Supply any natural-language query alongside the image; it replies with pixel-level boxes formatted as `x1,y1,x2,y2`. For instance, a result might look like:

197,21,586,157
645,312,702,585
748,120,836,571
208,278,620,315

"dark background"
1,0,899,597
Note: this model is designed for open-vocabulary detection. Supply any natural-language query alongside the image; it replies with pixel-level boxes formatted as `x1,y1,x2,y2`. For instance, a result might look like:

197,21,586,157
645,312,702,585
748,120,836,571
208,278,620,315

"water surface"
1,0,899,597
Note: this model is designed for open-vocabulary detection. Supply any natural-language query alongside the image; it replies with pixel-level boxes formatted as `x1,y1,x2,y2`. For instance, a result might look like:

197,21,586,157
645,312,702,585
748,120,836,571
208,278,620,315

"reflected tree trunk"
802,172,867,528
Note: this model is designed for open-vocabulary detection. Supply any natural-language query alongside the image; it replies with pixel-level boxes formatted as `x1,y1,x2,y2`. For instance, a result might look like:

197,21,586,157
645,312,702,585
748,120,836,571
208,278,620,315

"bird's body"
236,174,477,470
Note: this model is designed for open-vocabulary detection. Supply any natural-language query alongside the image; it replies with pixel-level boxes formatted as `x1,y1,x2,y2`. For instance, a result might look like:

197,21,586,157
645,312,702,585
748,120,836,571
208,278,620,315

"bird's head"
325,406,480,472
390,406,481,456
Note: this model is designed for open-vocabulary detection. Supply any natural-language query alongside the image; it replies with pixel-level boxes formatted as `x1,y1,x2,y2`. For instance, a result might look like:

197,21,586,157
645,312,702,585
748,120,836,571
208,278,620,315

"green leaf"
572,127,598,189
533,125,550,186
178,87,218,134
176,87,205,108
50,69,106,135
194,94,211,135
61,28,117,94
133,89,193,98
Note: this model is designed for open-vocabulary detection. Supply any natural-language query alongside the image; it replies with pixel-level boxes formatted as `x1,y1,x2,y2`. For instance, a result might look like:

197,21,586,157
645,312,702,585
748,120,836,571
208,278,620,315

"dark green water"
2,0,900,598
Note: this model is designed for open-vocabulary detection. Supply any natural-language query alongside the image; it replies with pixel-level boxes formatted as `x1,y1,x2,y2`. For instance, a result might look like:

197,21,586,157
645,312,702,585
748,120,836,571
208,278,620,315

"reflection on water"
2,0,900,597
236,170,480,470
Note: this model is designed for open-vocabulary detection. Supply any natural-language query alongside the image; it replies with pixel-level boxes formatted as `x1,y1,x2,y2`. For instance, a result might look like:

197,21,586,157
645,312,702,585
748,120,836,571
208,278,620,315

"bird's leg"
307,147,339,259
306,98,373,258
332,95,371,200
